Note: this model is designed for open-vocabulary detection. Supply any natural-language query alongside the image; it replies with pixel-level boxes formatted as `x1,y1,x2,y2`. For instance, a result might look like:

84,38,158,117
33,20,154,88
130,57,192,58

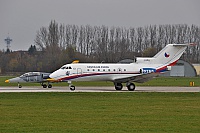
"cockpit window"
61,66,65,69
60,66,72,69
20,72,40,77
20,74,28,77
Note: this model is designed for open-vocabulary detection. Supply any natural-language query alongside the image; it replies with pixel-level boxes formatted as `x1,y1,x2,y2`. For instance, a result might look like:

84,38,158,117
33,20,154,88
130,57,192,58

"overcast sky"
0,0,200,51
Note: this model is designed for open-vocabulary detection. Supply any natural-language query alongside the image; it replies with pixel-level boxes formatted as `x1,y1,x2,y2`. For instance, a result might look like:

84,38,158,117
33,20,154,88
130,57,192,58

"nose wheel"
70,85,75,91
18,83,22,88
68,81,75,91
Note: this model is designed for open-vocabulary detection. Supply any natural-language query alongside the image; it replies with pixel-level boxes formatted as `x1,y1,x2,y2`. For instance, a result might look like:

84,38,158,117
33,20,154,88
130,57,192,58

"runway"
0,86,200,92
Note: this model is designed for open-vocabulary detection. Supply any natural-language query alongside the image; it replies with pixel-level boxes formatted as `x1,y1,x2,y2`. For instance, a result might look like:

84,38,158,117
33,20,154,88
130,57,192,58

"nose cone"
5,77,25,83
49,72,57,79
49,69,62,80
5,80,9,83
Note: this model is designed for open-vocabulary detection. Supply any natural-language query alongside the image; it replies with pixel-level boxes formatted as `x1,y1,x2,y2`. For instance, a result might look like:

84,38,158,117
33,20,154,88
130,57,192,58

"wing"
114,73,159,83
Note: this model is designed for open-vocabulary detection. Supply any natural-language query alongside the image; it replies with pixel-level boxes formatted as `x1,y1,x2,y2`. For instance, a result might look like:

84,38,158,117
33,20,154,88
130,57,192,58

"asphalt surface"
0,86,200,92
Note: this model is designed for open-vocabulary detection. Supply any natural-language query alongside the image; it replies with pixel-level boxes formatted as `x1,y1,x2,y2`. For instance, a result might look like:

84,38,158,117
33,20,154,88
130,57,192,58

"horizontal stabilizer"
172,43,196,47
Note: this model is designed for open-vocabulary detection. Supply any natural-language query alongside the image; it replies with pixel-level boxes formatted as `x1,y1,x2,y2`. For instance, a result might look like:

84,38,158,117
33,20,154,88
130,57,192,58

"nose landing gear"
70,85,75,91
18,83,22,88
68,81,75,91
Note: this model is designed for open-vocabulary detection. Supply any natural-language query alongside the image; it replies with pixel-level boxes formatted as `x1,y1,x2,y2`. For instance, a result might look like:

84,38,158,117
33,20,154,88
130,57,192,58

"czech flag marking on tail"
164,52,170,58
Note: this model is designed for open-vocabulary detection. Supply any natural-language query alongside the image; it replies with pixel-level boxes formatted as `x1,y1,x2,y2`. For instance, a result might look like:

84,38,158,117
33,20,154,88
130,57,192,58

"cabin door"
77,68,82,77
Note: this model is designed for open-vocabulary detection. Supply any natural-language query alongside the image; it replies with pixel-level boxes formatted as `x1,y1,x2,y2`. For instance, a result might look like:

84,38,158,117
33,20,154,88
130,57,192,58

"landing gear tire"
70,85,75,91
42,84,47,88
48,84,52,88
127,83,135,91
115,83,123,90
18,84,22,88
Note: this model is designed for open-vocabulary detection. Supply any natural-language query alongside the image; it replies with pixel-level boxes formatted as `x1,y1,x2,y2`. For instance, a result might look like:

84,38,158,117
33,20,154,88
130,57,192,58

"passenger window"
103,69,105,71
69,67,72,69
93,69,95,71
108,69,110,71
87,69,89,71
113,69,116,71
124,69,126,71
98,69,100,71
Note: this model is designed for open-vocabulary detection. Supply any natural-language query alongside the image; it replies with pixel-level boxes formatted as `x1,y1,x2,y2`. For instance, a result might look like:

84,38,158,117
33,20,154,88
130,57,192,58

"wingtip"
46,78,57,82
72,60,79,64
5,80,9,83
189,43,197,46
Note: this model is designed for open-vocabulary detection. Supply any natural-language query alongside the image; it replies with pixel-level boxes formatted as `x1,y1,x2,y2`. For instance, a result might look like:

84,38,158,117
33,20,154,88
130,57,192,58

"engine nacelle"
140,68,156,74
136,57,155,64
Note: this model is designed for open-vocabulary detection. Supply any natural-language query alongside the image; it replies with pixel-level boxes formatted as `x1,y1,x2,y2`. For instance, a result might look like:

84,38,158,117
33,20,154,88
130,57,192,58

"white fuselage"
49,62,166,82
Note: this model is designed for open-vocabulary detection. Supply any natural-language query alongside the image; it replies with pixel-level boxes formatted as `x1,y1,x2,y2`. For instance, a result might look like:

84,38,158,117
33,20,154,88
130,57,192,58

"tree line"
0,20,200,73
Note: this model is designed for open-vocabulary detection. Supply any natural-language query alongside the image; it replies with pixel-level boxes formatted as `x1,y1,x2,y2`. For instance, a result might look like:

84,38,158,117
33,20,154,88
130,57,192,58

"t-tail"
136,43,196,66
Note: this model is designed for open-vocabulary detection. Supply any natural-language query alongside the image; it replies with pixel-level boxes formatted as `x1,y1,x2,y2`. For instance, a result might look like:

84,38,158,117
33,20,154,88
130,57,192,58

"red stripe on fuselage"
156,60,178,72
58,72,140,81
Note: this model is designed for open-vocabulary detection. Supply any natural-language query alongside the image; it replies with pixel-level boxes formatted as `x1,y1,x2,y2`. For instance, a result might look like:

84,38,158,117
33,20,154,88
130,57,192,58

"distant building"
159,60,197,77
193,64,200,76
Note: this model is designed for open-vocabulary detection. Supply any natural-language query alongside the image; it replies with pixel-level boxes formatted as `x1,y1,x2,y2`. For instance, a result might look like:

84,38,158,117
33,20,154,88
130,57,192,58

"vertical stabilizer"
153,43,194,65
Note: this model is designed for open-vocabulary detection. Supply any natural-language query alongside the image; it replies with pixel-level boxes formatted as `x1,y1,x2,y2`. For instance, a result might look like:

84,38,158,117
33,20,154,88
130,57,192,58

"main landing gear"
126,83,136,91
114,82,136,91
114,83,123,90
41,83,52,88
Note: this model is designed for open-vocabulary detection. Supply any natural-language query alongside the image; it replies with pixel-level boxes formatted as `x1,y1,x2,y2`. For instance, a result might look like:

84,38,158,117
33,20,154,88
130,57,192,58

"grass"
0,92,200,133
137,77,200,87
1,76,200,87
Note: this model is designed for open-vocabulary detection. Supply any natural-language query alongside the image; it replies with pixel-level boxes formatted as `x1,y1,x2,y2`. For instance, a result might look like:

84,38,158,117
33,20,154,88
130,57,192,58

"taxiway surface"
0,86,200,92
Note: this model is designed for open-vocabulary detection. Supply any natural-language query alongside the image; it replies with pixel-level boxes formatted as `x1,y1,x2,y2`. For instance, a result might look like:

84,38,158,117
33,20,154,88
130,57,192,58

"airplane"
5,72,53,88
48,43,195,91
